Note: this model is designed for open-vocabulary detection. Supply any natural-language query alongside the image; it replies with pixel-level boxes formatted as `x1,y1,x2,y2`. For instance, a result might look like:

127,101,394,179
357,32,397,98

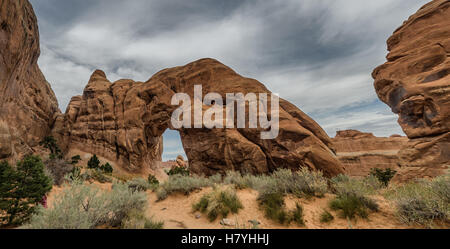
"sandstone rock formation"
332,130,408,177
0,0,60,162
372,0,450,181
54,59,345,177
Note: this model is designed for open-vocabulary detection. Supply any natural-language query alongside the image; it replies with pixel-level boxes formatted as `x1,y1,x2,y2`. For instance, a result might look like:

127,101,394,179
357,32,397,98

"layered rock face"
332,130,408,177
52,70,171,175
372,0,450,181
55,59,345,177
0,0,60,162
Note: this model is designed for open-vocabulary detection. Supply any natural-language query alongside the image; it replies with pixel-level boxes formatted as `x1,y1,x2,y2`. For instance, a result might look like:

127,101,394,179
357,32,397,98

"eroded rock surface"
0,0,60,162
372,0,450,181
332,130,408,178
54,59,345,177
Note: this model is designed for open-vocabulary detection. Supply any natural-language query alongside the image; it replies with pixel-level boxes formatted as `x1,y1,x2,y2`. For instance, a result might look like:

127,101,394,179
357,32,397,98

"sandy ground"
46,182,422,229
145,188,416,229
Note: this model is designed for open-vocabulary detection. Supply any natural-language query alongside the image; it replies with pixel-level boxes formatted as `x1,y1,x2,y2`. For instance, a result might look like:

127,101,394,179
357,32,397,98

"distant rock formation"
0,0,60,162
372,0,450,181
53,59,345,177
332,130,408,178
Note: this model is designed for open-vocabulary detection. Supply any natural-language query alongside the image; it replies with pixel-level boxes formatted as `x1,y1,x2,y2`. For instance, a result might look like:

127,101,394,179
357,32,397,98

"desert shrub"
320,210,334,223
144,219,164,229
290,203,305,226
329,193,379,220
156,174,214,200
100,163,113,174
331,174,384,196
127,178,150,193
0,156,52,227
193,187,243,222
258,191,289,224
223,171,272,190
70,155,82,165
167,166,190,176
386,175,449,226
67,167,82,181
283,168,328,198
87,155,100,169
223,171,248,189
224,168,328,198
209,174,223,184
23,181,147,229
45,158,74,185
257,190,305,226
148,174,159,186
121,207,163,229
370,168,397,186
329,174,380,220
89,169,112,183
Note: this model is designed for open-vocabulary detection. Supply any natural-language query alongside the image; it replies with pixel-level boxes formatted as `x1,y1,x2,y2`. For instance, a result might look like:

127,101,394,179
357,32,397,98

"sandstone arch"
53,59,345,177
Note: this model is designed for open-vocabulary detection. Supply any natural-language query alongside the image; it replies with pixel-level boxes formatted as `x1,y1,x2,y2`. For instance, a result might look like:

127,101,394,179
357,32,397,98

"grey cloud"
30,0,427,142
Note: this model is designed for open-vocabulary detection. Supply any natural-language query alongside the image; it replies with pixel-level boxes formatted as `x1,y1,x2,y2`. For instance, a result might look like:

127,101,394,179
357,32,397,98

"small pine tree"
100,163,113,174
370,168,397,187
0,156,52,227
39,136,62,158
87,155,100,169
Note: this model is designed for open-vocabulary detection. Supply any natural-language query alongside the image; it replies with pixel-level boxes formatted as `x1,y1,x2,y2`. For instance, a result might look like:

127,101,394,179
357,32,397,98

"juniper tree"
0,156,52,227
88,155,100,169
39,136,62,159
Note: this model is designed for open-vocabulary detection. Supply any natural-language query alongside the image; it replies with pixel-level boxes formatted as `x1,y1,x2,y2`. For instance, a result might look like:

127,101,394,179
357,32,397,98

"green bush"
330,173,381,220
156,175,215,200
386,175,449,226
192,187,243,222
258,191,305,226
100,163,113,174
329,193,378,220
0,156,52,227
23,181,147,229
290,203,305,226
148,174,159,186
87,155,101,169
320,210,334,223
258,191,289,224
71,155,82,165
370,168,397,186
167,166,190,176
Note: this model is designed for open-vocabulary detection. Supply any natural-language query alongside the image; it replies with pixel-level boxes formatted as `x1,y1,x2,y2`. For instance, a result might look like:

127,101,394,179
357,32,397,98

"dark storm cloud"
29,0,428,156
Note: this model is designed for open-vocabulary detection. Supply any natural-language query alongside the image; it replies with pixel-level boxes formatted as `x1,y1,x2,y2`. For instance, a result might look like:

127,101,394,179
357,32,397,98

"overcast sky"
30,0,427,160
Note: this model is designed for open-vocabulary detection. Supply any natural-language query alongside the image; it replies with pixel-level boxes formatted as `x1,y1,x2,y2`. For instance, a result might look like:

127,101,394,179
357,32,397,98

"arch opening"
161,129,187,165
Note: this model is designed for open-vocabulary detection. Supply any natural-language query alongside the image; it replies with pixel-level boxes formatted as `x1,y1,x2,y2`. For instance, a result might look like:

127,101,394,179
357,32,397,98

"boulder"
372,0,450,181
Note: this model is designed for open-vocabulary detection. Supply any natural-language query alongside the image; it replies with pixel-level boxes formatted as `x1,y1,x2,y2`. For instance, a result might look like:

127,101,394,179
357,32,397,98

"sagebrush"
23,181,147,229
193,187,243,222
